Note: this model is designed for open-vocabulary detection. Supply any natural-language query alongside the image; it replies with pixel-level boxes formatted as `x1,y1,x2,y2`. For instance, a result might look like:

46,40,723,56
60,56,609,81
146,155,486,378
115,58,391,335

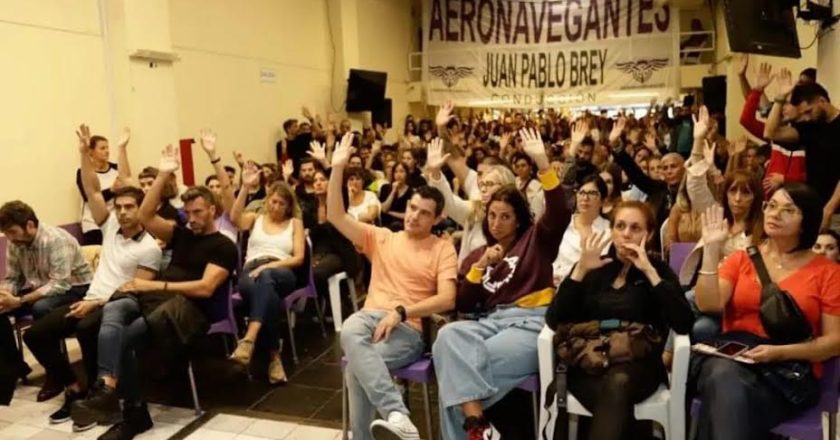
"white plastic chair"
327,271,359,332
538,326,690,440
659,218,670,258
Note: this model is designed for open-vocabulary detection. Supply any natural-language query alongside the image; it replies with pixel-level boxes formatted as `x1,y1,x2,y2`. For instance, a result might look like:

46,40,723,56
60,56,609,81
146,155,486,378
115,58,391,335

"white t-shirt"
347,191,381,221
77,164,119,233
85,214,162,301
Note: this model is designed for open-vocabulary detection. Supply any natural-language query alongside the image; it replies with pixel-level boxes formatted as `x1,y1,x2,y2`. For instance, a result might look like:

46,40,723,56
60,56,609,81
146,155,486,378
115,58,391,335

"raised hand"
282,159,293,180
233,151,245,168
701,204,729,246
643,132,658,152
331,132,355,168
570,120,589,146
499,131,513,151
519,127,549,170
241,162,261,189
426,137,450,174
308,140,327,163
754,62,774,91
763,173,784,193
436,100,455,127
608,117,626,144
730,136,748,156
76,124,92,153
693,105,710,140
199,129,217,157
159,144,180,173
703,140,716,166
577,231,613,273
737,53,749,76
118,127,131,149
776,68,795,99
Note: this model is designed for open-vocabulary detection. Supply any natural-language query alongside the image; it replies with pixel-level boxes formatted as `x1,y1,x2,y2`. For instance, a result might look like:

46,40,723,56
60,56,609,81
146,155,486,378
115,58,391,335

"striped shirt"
0,224,93,296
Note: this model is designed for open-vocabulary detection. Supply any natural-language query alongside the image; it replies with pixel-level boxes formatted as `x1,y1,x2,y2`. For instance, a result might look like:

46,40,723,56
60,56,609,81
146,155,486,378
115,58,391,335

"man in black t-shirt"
71,145,237,439
766,81,840,232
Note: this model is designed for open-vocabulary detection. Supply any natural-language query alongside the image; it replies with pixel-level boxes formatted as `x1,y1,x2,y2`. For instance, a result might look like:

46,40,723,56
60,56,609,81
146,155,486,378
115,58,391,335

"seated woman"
599,163,623,218
345,167,380,224
552,175,611,285
547,200,693,440
299,169,361,301
813,230,840,263
378,162,414,231
511,151,543,209
432,128,571,439
229,164,305,384
692,184,840,440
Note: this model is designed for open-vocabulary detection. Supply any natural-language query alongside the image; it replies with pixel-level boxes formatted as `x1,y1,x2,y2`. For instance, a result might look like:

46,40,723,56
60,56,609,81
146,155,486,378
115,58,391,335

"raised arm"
230,162,260,231
138,145,179,243
77,124,110,226
307,140,331,170
763,68,800,144
694,205,734,313
326,132,368,246
199,129,235,214
115,128,134,185
521,127,570,249
426,138,473,225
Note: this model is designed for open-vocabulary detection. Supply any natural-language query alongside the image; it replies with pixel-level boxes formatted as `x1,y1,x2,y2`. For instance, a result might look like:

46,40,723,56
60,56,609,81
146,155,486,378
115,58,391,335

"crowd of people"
0,55,839,440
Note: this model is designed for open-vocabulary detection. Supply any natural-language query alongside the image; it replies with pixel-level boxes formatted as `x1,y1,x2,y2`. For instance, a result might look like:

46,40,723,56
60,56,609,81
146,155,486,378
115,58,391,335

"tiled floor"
184,414,342,440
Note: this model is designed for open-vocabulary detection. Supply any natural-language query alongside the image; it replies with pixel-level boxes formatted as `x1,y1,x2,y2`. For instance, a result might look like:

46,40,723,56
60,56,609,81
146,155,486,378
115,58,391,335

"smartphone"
716,342,749,357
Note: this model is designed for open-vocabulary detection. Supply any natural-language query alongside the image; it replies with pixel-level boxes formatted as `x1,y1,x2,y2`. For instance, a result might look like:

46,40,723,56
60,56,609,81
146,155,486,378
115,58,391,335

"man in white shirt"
23,129,161,428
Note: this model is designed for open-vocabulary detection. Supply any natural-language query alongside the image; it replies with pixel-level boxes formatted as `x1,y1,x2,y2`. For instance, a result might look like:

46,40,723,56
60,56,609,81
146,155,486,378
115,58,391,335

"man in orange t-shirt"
326,133,457,440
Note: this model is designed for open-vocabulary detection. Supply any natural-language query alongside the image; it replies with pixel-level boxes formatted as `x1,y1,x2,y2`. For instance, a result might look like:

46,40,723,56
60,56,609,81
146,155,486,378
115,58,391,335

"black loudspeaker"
346,69,387,112
372,98,392,128
723,0,801,58
702,76,727,115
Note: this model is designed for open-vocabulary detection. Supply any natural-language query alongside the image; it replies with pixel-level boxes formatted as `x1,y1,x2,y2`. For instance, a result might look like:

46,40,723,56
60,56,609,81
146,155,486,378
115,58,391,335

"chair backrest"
668,242,696,275
659,218,670,258
816,357,840,411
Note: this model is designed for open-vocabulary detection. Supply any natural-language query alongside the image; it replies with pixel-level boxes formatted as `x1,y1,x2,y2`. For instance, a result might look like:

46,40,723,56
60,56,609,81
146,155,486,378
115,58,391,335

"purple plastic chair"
668,242,696,276
691,358,839,440
341,356,435,440
517,374,540,438
282,238,327,364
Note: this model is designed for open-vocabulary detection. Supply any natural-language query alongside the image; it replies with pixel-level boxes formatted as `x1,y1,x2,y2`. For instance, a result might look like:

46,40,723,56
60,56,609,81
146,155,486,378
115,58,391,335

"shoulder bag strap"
746,245,774,303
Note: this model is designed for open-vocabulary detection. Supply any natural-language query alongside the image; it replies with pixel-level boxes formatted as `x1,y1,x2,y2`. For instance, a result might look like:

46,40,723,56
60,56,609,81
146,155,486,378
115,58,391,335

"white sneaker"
370,411,421,440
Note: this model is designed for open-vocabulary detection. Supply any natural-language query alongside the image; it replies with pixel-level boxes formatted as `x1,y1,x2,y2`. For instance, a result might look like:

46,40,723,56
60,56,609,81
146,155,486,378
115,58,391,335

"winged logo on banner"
615,58,669,84
429,65,474,88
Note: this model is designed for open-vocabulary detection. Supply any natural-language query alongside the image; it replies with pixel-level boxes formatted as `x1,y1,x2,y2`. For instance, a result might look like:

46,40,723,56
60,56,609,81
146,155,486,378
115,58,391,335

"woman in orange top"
692,183,840,440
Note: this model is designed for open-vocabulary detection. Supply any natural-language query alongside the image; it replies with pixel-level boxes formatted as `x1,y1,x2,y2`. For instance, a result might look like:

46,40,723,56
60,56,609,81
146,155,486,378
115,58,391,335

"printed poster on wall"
422,0,682,108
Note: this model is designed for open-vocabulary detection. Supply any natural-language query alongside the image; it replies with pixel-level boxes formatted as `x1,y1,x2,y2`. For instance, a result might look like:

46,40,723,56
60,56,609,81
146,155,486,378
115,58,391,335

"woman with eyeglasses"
692,183,840,440
552,174,611,286
425,140,517,265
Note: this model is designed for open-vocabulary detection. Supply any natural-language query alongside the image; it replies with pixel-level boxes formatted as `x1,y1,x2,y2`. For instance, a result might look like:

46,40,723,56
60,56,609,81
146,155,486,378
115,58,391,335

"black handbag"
746,246,813,344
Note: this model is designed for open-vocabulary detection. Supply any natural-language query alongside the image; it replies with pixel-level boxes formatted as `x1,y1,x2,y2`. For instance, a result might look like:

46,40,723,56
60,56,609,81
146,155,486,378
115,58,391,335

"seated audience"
24,130,160,423
598,163,623,218
328,133,457,440
0,201,93,390
228,163,305,384
76,128,121,245
692,184,840,440
70,145,237,440
198,130,238,243
814,230,840,263
546,201,693,440
345,167,381,224
432,128,570,439
552,175,611,285
379,162,414,231
511,151,543,208
400,148,427,188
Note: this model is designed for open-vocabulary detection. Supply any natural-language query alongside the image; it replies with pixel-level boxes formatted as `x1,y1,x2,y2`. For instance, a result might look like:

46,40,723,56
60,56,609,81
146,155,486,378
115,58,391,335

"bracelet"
773,97,787,104
698,270,718,276
210,157,222,164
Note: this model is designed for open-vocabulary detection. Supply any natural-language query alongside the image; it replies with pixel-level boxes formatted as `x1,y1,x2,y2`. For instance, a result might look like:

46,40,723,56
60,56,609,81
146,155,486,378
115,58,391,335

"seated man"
23,130,162,426
0,201,93,394
327,133,458,440
71,145,238,440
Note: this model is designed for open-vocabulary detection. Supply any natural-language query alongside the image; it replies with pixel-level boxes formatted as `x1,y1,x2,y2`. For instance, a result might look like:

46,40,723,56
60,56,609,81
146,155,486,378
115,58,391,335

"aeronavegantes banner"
422,0,681,108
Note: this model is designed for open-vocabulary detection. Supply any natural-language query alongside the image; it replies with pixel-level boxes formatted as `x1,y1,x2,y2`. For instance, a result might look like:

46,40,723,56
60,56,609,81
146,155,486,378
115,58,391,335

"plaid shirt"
0,224,93,296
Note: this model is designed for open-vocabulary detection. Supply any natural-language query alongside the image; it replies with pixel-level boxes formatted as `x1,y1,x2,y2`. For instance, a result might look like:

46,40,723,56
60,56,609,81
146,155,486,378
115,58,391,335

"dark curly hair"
481,185,533,246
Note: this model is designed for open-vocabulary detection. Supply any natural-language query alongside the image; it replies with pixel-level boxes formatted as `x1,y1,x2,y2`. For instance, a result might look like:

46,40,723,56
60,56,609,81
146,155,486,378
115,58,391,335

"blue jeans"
432,307,545,440
340,310,424,440
686,289,721,343
22,285,87,319
239,264,297,351
97,297,148,403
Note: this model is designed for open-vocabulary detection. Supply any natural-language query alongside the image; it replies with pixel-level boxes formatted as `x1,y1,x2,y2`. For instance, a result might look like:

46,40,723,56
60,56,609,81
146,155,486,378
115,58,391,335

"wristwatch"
395,305,407,322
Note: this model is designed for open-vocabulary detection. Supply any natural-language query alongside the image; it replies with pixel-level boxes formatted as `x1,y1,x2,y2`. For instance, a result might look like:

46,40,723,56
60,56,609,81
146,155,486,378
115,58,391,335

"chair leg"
222,334,231,357
422,383,434,440
828,411,837,440
328,276,344,333
531,391,539,440
285,308,298,364
313,295,327,338
187,362,203,416
348,280,359,312
342,372,349,439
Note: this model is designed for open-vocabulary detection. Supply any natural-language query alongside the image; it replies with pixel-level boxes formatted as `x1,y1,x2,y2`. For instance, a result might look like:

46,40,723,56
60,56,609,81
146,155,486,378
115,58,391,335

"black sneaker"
48,389,85,424
98,404,152,440
70,380,121,428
